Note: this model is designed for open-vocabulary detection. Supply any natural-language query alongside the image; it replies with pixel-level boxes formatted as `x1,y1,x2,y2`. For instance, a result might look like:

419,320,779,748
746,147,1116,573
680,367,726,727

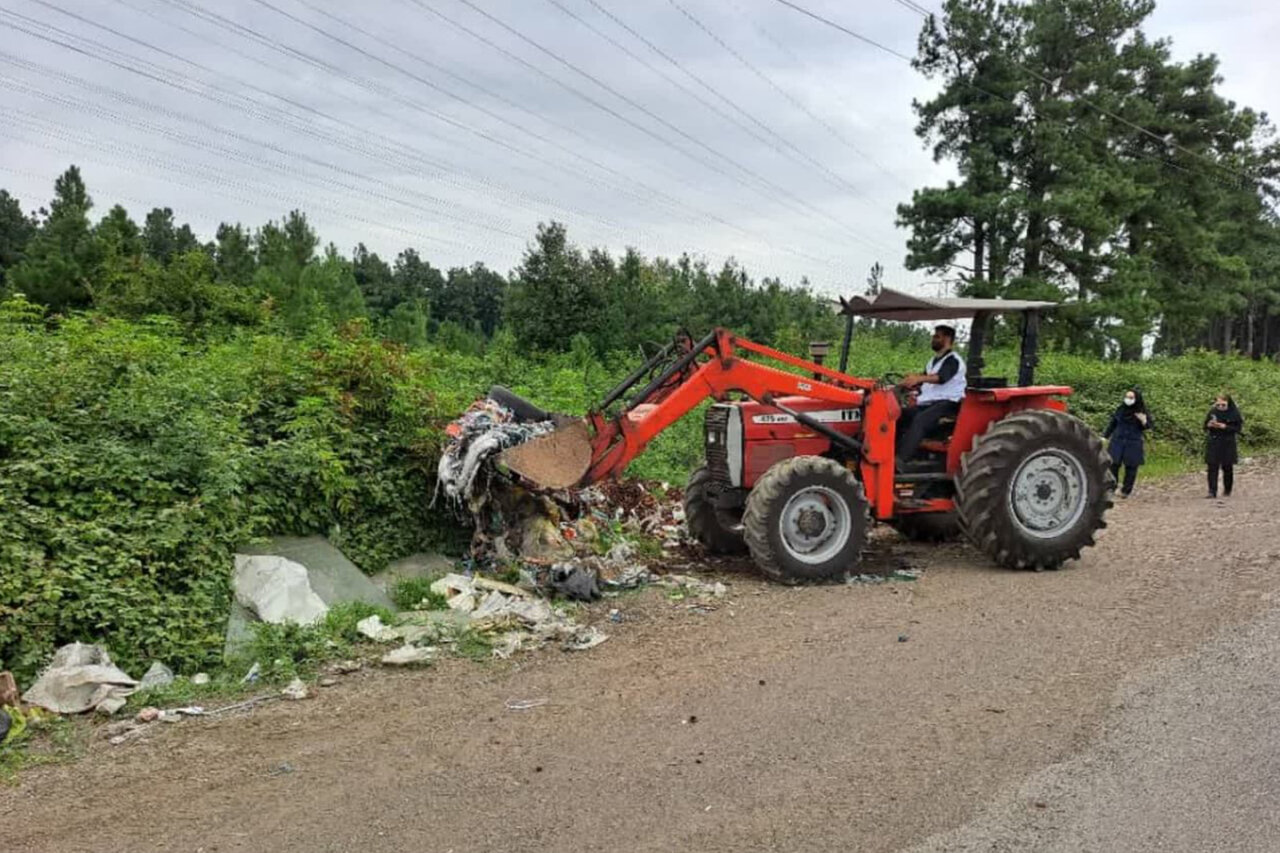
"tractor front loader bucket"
497,418,594,490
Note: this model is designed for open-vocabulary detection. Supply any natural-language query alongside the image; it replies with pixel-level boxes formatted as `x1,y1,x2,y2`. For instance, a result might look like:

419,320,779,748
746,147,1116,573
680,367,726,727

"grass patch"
390,576,448,611
1,710,88,784
452,629,494,662
322,601,398,643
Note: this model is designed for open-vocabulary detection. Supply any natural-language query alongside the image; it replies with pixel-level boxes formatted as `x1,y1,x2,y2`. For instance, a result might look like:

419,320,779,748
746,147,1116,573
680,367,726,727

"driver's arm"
908,353,958,387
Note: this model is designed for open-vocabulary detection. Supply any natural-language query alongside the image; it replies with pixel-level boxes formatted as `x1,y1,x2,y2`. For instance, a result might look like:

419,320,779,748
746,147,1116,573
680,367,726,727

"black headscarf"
1113,387,1147,424
1206,396,1242,433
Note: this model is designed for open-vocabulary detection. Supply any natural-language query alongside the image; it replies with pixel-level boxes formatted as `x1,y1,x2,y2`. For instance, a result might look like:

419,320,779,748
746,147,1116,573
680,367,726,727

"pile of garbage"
435,397,554,505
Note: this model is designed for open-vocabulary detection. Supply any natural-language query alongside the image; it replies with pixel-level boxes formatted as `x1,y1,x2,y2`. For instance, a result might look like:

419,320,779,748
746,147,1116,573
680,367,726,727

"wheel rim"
1007,449,1088,539
778,485,852,564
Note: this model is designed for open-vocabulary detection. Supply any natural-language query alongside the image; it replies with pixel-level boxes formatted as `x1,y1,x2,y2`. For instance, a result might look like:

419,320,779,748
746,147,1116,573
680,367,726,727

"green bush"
0,301,450,683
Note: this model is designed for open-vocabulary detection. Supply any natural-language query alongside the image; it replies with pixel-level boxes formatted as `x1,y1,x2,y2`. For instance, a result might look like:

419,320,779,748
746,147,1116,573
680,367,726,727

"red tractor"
494,289,1114,582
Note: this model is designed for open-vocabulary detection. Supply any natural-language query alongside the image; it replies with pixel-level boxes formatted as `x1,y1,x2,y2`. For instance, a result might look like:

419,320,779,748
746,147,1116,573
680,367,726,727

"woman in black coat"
1205,394,1243,498
1103,387,1152,498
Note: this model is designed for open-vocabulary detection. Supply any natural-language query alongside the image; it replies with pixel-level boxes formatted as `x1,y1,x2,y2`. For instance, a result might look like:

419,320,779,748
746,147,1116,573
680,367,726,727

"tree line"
899,0,1280,360
0,167,841,357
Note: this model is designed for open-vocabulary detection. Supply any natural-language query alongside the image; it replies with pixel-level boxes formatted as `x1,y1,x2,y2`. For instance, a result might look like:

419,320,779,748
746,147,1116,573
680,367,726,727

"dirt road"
5,463,1279,853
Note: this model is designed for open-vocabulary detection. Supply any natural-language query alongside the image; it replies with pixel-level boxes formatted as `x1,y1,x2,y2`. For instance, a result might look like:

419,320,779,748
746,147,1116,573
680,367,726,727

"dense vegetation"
3,0,1279,685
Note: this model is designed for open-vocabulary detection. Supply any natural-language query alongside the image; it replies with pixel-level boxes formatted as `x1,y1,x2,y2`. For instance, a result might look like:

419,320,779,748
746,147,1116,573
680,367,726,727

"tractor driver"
896,324,966,465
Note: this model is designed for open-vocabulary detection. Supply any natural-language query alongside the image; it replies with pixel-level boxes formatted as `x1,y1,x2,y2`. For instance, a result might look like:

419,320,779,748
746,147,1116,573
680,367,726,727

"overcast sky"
1,0,1276,300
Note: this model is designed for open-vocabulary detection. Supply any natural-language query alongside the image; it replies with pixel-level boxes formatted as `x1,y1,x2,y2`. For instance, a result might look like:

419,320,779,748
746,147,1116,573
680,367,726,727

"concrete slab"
238,536,395,611
225,536,397,661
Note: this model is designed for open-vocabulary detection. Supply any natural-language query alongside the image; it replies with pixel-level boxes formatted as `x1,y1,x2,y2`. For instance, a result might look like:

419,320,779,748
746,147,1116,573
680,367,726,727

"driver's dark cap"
934,324,957,340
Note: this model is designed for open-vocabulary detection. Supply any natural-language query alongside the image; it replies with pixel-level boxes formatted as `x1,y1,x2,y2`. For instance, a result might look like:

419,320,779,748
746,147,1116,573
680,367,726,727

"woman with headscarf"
1103,387,1152,498
1205,393,1243,498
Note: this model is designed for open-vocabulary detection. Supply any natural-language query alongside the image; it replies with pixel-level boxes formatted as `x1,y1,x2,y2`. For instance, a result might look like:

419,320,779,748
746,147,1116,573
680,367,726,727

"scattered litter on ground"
549,563,601,601
381,645,436,666
139,662,174,691
357,614,399,643
191,673,210,686
158,710,183,723
898,634,910,643
136,707,160,723
241,662,261,684
281,679,310,701
329,660,362,675
22,643,138,715
608,609,622,623
269,762,295,777
504,698,549,711
846,568,923,585
317,677,338,688
565,626,609,651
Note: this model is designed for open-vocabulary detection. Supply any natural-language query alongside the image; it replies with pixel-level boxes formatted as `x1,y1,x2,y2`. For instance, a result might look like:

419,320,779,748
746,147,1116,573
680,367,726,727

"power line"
889,0,935,18
665,0,900,200
0,45,529,242
548,0,889,235
401,0,863,275
36,0,604,233
287,0,716,233
432,0,880,252
239,0,664,237
156,0,857,277
772,0,914,62
2,114,503,259
722,0,914,192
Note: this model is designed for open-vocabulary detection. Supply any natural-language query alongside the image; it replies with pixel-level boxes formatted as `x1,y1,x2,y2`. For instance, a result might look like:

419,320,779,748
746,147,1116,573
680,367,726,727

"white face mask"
1124,396,1136,406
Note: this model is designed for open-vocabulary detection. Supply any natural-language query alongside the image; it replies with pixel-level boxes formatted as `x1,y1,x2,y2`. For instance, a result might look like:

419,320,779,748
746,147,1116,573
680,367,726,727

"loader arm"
580,329,874,485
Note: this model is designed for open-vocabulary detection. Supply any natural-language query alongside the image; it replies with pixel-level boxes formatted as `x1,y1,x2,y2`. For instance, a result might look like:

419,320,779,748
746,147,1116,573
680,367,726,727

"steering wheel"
877,372,914,407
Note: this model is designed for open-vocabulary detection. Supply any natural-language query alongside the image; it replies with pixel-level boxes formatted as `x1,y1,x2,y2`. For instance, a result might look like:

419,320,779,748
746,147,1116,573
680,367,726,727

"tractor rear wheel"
684,466,746,555
956,410,1113,570
743,456,869,583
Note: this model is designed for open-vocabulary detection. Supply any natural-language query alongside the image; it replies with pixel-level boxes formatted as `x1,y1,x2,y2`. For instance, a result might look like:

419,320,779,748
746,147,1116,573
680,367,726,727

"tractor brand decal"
752,409,861,425
796,381,813,391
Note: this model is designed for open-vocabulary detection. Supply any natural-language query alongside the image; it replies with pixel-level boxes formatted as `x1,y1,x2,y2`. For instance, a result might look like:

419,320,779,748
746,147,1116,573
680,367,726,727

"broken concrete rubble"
139,662,175,691
232,554,327,626
381,644,436,666
427,571,608,657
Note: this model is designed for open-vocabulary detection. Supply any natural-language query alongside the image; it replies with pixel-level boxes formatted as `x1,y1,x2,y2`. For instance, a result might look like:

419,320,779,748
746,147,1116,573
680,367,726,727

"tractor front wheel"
956,410,1113,570
685,466,746,555
743,456,869,583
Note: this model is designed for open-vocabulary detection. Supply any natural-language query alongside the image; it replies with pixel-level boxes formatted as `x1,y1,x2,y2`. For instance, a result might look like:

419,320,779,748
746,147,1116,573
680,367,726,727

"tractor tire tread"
956,409,1114,571
743,456,868,584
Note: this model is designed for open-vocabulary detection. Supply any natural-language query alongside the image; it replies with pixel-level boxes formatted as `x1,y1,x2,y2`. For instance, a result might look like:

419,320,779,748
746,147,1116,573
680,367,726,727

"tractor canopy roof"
838,288,1058,322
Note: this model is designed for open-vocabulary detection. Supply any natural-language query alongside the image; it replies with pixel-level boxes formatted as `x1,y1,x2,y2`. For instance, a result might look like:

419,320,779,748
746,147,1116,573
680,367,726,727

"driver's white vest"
917,351,967,404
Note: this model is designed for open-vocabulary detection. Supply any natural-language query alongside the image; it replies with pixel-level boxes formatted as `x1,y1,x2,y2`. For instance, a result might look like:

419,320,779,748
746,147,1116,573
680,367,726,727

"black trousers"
1208,463,1234,497
1110,462,1138,495
897,400,961,463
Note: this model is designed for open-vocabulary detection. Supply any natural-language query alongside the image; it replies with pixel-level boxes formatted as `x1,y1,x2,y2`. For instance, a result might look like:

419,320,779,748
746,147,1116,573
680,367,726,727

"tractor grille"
704,405,732,487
